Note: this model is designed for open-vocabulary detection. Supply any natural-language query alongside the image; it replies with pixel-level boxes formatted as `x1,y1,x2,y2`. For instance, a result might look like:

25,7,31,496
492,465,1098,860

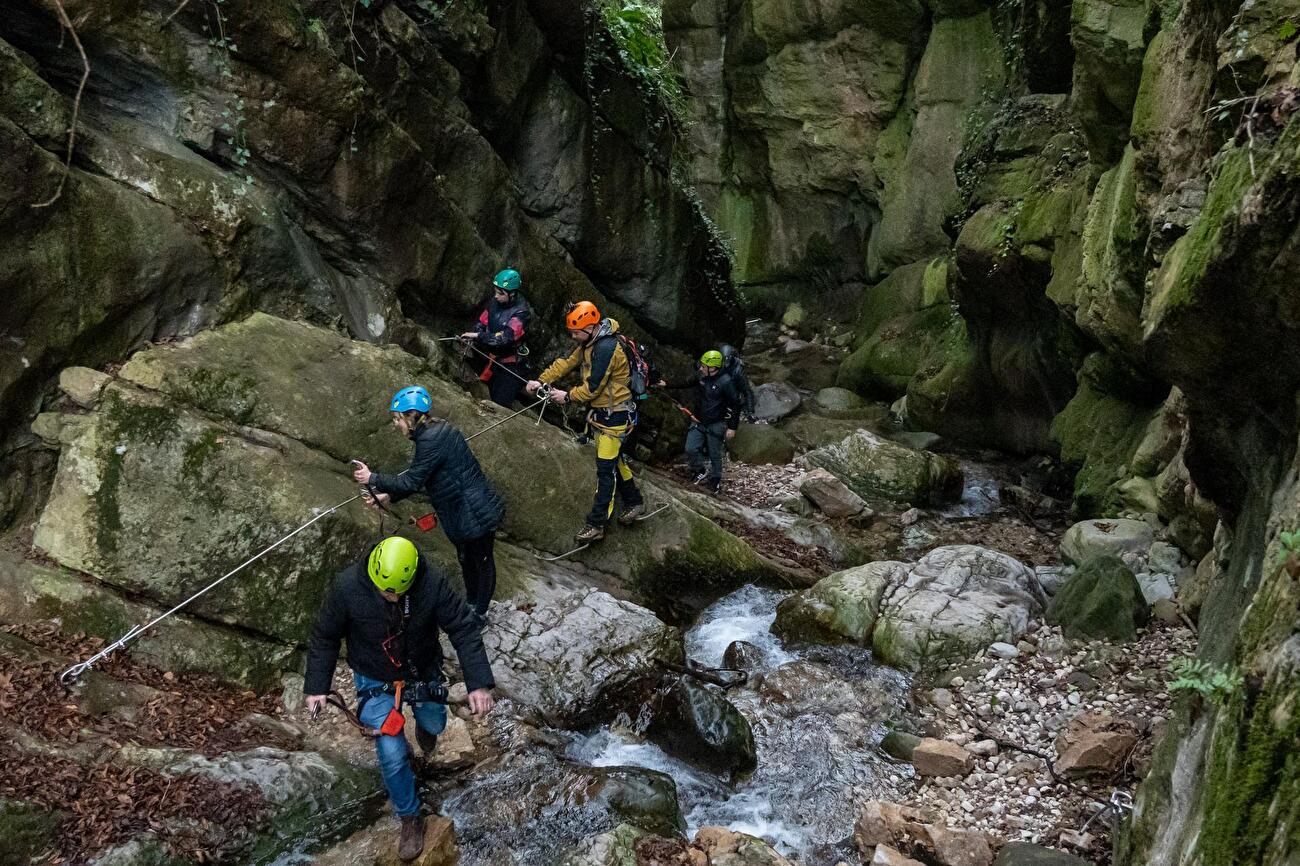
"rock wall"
0,0,742,513
674,0,1300,859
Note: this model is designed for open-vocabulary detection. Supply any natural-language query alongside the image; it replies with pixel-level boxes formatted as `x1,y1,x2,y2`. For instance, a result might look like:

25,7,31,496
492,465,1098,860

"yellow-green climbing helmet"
368,537,419,594
699,350,724,368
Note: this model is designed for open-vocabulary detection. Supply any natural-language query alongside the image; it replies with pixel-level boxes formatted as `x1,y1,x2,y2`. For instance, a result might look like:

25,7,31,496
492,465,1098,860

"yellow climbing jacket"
538,318,634,410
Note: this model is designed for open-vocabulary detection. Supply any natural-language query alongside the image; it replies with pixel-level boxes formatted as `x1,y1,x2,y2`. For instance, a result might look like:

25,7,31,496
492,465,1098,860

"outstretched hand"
467,688,494,715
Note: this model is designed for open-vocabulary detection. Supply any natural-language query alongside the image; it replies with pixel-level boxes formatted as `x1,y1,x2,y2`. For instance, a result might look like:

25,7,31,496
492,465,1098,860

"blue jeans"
354,673,447,817
686,421,727,481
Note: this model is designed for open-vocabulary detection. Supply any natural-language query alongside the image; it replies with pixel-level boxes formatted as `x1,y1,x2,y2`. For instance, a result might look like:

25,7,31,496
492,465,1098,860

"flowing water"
565,585,911,864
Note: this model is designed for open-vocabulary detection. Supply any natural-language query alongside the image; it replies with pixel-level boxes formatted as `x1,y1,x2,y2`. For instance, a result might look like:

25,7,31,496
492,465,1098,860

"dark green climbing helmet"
493,268,522,292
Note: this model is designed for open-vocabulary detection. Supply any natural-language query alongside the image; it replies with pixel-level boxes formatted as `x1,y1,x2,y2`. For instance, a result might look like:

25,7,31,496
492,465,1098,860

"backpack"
596,333,653,400
720,344,755,418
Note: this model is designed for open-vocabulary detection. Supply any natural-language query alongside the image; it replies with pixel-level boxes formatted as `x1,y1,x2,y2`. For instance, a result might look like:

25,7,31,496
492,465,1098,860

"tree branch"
32,0,90,209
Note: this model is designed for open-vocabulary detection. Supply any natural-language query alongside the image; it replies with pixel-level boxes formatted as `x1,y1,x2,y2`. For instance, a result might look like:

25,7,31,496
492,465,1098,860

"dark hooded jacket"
303,554,494,695
369,420,505,545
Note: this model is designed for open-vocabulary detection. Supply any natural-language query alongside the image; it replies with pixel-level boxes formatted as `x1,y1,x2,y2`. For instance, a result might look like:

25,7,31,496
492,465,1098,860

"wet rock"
722,640,765,672
482,588,684,727
912,738,975,777
560,823,645,866
651,678,757,775
446,748,685,861
694,826,794,865
1047,555,1149,642
992,841,1089,865
803,430,963,505
1053,713,1138,778
58,366,112,408
800,468,869,517
1060,519,1154,566
880,730,923,761
772,561,902,645
888,431,943,451
730,423,797,465
753,382,803,422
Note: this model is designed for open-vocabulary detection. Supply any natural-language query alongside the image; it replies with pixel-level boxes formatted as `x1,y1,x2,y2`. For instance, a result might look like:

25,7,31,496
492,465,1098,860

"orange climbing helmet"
565,301,601,331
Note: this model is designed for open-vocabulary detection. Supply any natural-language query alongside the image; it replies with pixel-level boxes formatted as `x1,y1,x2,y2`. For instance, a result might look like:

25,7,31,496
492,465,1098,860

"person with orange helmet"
526,301,646,543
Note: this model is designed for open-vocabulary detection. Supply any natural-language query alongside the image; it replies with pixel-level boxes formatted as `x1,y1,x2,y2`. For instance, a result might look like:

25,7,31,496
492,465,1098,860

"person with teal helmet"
684,349,743,494
352,387,505,620
304,536,494,861
459,267,533,408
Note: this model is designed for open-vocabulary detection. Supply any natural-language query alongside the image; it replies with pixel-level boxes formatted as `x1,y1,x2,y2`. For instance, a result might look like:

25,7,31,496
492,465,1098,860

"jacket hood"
595,317,619,339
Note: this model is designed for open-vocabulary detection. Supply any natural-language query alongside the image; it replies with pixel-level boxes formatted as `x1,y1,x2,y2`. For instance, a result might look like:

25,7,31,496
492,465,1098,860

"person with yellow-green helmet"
685,349,743,494
303,536,495,861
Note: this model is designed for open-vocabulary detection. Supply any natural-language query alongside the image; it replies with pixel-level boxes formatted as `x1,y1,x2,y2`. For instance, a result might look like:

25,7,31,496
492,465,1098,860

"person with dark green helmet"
304,536,495,861
685,349,743,494
460,267,533,408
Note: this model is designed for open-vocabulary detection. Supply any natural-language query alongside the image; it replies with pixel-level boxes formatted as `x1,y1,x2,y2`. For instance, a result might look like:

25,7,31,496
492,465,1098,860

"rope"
58,493,362,684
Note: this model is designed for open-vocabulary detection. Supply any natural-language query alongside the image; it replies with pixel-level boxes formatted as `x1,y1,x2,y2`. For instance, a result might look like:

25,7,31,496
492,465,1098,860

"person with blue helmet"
460,267,533,409
352,385,505,620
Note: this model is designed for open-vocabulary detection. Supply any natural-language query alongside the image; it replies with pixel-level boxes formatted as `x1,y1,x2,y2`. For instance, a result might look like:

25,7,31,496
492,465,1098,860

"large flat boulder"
31,315,786,649
774,546,1045,672
482,588,684,727
802,429,962,505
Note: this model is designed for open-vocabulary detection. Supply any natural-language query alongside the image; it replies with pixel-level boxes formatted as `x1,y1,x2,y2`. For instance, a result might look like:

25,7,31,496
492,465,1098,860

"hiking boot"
617,503,647,526
398,814,425,861
692,471,709,485
415,726,439,759
705,477,722,494
574,524,606,544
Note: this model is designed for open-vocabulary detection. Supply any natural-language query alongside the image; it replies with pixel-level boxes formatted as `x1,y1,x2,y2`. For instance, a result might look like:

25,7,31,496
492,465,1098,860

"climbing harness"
316,691,383,738
58,494,362,684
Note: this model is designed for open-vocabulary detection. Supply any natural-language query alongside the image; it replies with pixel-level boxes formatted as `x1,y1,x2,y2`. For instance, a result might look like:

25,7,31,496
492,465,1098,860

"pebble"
989,642,1020,659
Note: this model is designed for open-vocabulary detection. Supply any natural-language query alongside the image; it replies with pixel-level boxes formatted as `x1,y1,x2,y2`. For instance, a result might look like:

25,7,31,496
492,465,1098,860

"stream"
443,584,911,865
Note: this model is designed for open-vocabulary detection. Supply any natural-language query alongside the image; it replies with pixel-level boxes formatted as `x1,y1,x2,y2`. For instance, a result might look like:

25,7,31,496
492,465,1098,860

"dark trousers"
587,421,643,526
485,360,527,408
686,421,728,481
455,533,497,616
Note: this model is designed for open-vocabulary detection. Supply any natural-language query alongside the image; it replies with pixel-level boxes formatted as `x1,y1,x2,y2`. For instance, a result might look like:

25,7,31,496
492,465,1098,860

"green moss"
0,799,61,866
181,428,228,508
1148,150,1254,323
102,391,179,446
177,368,260,425
1049,371,1157,515
95,448,125,560
1198,682,1300,864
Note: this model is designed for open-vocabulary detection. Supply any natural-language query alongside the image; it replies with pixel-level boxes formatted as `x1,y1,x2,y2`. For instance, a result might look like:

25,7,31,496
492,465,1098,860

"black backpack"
597,333,653,400
720,344,755,418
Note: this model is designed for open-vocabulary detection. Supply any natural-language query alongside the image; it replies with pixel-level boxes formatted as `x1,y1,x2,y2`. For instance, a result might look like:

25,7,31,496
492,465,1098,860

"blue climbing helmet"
493,268,522,293
390,385,432,415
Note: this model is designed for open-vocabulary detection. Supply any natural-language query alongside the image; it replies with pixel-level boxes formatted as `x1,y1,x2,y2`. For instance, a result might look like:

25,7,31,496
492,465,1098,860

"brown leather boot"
398,814,425,861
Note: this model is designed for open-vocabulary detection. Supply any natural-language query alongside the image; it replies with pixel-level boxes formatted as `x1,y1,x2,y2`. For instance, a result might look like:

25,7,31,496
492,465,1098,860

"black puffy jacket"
694,371,743,430
370,420,505,545
303,555,494,695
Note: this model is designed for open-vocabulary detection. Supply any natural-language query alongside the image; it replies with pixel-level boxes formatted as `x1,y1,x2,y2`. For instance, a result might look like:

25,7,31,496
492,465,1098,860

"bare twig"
1245,92,1261,178
161,0,192,28
32,0,90,209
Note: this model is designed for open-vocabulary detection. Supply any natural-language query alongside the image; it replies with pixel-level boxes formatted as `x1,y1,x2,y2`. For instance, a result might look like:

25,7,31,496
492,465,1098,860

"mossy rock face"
651,678,757,774
34,316,785,647
1047,554,1148,641
0,553,293,690
772,561,900,645
803,429,963,505
728,423,796,465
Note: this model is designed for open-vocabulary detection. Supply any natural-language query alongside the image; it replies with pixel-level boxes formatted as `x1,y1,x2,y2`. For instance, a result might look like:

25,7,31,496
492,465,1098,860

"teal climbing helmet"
390,386,432,414
493,268,522,292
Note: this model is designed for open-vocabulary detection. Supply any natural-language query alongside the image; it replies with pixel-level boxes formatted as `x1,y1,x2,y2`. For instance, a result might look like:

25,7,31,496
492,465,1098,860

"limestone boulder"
772,561,903,645
872,546,1046,672
752,382,803,422
58,367,112,408
650,678,756,775
799,468,868,517
912,738,975,777
802,430,963,505
729,423,796,465
1060,518,1155,566
481,589,684,727
1053,713,1138,778
812,387,867,418
694,826,794,865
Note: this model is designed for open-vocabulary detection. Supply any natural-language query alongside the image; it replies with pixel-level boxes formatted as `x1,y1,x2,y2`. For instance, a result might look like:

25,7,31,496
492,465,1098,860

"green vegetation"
1167,657,1244,706
595,0,687,123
